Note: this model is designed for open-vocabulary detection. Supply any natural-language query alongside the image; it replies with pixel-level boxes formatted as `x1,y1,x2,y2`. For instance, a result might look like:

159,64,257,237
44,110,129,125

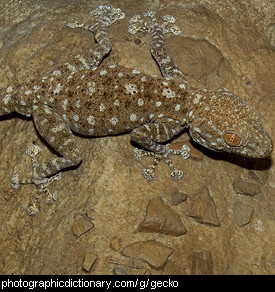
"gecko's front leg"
131,118,190,181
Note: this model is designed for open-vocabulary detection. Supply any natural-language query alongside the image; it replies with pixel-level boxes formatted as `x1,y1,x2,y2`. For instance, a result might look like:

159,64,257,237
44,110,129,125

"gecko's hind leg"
67,5,125,70
10,105,83,215
128,11,185,79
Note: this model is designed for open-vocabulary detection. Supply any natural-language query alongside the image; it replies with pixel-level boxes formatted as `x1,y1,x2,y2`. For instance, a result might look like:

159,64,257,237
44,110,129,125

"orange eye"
224,133,241,146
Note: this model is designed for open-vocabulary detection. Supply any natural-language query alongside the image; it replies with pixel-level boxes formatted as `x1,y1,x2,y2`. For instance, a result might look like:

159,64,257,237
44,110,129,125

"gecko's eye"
224,132,241,147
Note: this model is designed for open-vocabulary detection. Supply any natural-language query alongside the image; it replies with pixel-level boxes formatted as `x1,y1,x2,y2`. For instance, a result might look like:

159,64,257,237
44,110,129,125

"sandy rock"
163,261,186,275
82,252,97,272
110,237,120,251
122,240,173,269
249,169,269,185
187,186,220,226
233,179,261,196
225,262,252,275
72,215,94,238
233,202,254,227
171,191,188,206
113,267,129,275
191,250,214,275
137,197,187,236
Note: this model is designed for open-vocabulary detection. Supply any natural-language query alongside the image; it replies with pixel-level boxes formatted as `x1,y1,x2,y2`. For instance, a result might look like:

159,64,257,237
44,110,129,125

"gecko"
0,5,273,215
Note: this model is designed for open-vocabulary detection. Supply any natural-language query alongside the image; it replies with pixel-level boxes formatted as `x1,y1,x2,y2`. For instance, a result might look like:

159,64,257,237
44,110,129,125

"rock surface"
72,214,94,238
0,0,274,275
191,250,214,275
187,186,220,226
171,192,188,206
233,202,254,227
82,252,97,272
137,197,187,236
121,240,173,269
233,179,261,196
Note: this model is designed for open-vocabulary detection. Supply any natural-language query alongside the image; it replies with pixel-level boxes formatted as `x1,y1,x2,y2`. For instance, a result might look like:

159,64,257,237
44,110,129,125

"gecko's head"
188,89,273,158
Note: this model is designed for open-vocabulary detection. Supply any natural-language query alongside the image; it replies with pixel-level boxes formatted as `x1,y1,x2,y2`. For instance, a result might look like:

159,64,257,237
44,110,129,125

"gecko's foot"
67,5,125,31
10,145,61,215
133,144,190,181
128,10,181,36
90,4,125,26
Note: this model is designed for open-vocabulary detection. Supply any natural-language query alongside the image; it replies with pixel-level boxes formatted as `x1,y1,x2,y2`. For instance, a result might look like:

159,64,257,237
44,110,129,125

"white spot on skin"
25,90,32,95
62,99,68,110
52,123,65,133
41,118,48,126
33,85,40,92
162,88,176,98
67,74,73,81
114,99,120,106
20,100,26,105
6,86,13,93
87,81,95,96
179,83,186,89
118,72,123,78
44,107,52,115
109,64,117,69
175,104,181,111
141,76,147,82
193,94,202,104
109,117,118,125
162,81,169,86
156,101,162,107
75,100,81,108
73,114,79,121
125,83,138,95
137,98,144,106
52,70,61,76
87,115,95,125
53,83,63,94
66,63,77,72
194,127,201,133
3,94,11,104
100,69,107,76
99,103,105,112
132,69,140,74
149,113,154,119
130,113,137,122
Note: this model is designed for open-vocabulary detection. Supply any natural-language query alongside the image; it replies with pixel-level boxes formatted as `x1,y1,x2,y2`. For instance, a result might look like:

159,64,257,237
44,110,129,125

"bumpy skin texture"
0,6,273,213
